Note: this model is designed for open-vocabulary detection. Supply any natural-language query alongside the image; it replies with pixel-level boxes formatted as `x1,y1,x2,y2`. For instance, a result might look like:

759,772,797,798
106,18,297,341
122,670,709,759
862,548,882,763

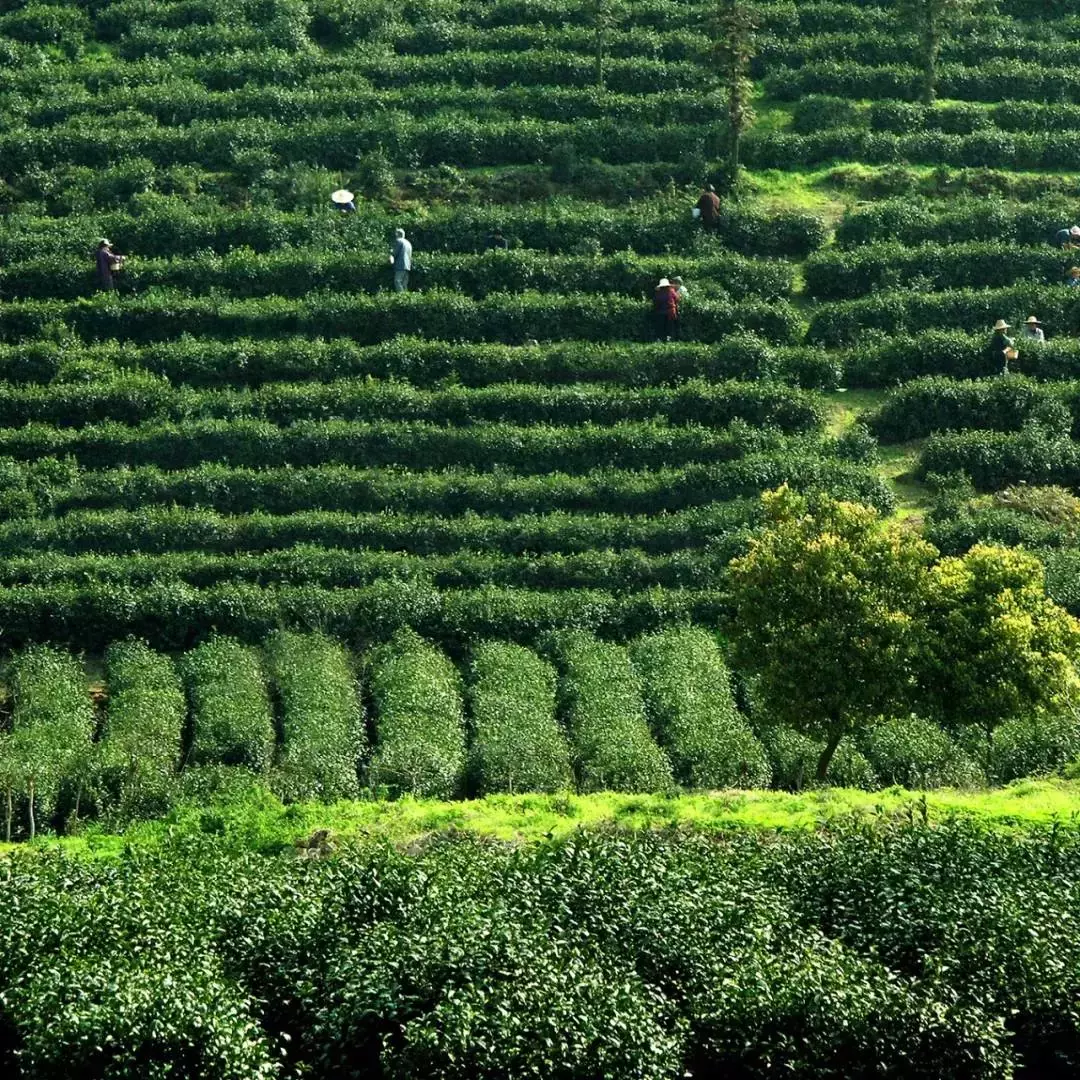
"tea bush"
467,640,573,794
181,636,275,772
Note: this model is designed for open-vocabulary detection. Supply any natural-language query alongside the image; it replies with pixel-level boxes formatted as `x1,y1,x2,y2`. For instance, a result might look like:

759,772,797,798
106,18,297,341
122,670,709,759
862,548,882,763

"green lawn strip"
822,387,931,522
5,780,1079,859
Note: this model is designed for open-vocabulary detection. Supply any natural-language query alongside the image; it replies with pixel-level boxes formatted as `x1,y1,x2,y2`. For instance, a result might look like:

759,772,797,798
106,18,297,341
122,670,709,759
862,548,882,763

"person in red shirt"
653,277,680,341
695,185,720,229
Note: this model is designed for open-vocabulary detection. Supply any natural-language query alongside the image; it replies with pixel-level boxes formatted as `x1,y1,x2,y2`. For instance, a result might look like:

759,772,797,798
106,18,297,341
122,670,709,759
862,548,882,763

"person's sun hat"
1026,316,1041,325
993,319,1010,330
657,278,671,287
1071,267,1080,275
99,238,111,245
331,189,355,204
1070,225,1080,236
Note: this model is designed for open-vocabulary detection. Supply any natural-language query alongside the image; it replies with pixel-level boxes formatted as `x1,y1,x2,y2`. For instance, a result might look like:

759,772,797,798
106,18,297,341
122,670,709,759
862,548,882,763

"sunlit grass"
6,780,1080,860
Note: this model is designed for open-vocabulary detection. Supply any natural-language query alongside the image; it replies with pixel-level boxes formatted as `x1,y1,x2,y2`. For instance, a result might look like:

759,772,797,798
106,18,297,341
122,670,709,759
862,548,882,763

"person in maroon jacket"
695,184,720,229
95,238,123,291
653,277,680,341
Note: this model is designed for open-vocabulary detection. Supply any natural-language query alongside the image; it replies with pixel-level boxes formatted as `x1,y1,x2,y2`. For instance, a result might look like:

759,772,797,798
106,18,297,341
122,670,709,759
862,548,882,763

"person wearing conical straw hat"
1022,316,1045,343
990,319,1016,375
1068,267,1080,288
653,277,680,341
331,188,356,212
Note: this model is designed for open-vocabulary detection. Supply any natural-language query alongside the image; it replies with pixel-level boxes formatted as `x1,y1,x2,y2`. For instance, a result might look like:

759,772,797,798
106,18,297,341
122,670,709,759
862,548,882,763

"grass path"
822,388,931,523
5,779,1078,859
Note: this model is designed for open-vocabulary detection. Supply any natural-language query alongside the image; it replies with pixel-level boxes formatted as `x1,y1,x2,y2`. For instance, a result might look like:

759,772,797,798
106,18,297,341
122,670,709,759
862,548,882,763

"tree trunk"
4,786,11,843
27,777,35,841
816,728,844,783
921,27,939,105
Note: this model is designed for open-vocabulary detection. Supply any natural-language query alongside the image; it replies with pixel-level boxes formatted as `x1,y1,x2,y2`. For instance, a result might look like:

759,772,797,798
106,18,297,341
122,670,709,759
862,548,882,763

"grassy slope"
7,779,1079,859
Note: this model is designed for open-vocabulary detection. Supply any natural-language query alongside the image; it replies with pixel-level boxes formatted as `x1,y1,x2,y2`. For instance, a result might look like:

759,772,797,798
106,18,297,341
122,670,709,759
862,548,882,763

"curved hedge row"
835,196,1071,249
0,291,805,347
0,378,824,433
918,428,1080,491
0,199,827,261
766,59,1080,105
808,283,1080,347
0,335,841,391
0,249,795,303
804,240,1069,302
867,376,1074,443
745,127,1080,172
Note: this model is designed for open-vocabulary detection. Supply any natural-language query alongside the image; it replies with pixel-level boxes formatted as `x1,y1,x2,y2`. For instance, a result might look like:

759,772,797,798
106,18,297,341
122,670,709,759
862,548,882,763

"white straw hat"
1025,315,1041,324
657,278,671,287
993,319,1010,331
331,189,355,204
1070,225,1080,236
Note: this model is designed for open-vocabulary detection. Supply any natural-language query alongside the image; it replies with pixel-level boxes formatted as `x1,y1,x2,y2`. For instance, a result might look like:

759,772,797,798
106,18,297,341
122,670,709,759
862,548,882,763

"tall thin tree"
895,0,986,105
712,0,759,192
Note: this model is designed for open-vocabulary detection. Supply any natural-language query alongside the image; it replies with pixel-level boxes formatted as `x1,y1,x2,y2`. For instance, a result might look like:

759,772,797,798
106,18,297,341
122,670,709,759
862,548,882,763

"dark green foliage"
181,636,275,772
9,822,1073,1076
765,729,877,791
989,711,1080,783
631,625,770,789
99,639,184,820
367,627,466,799
862,714,984,788
265,630,363,801
467,640,572,795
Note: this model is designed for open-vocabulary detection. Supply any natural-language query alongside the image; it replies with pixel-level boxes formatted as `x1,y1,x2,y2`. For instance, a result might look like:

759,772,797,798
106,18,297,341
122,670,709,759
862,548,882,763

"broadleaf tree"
725,487,936,782
918,543,1080,750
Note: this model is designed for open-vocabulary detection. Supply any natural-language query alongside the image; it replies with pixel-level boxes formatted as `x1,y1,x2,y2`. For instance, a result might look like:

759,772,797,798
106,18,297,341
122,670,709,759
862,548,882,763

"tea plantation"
4,0,1080,1073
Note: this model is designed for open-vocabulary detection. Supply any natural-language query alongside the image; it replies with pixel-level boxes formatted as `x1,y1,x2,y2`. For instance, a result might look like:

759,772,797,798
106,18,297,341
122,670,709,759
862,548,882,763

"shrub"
467,640,572,795
765,729,877,791
99,639,184,819
366,627,466,798
989,710,1080,783
630,626,770,789
181,636,275,772
862,715,984,789
8,644,94,836
548,631,673,793
265,630,364,801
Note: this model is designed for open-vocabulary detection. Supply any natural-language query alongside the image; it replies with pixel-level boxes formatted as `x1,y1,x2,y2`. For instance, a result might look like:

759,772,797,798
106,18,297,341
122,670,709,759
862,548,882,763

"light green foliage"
367,627,466,799
468,640,572,795
766,728,877,791
9,644,95,837
99,639,184,820
551,631,674,793
631,625,770,789
920,544,1080,741
726,487,936,782
863,715,984,789
265,630,364,801
181,636,275,773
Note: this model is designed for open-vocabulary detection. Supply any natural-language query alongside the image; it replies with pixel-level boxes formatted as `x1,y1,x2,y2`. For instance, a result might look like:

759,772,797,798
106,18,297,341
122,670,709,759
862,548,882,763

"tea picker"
331,189,356,212
95,238,125,292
